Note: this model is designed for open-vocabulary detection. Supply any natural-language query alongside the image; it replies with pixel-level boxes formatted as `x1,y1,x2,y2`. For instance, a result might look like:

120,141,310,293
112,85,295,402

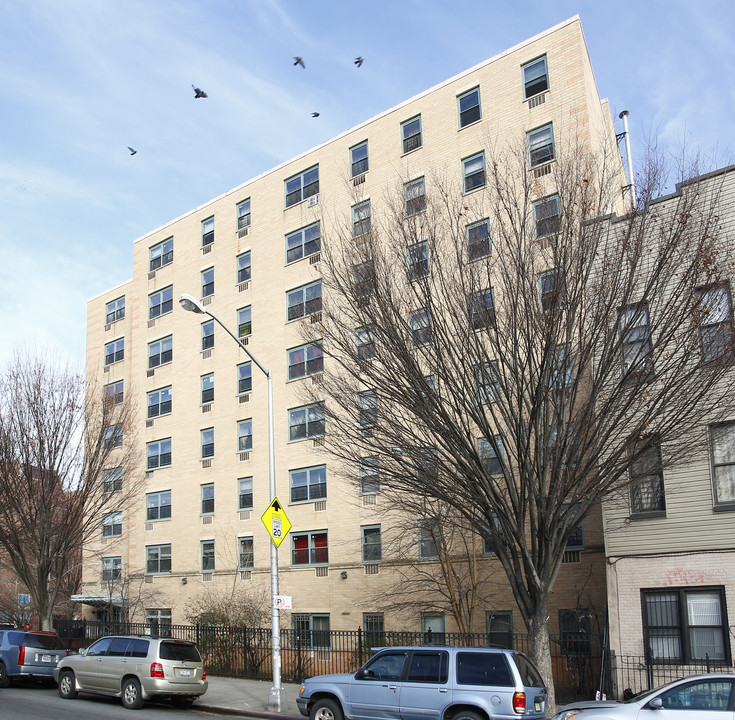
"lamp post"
179,293,285,712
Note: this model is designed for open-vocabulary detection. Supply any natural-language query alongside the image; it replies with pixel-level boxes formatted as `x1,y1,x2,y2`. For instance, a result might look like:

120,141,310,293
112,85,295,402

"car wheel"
172,696,195,709
310,698,344,720
451,711,483,720
0,661,10,688
58,670,78,699
121,677,145,710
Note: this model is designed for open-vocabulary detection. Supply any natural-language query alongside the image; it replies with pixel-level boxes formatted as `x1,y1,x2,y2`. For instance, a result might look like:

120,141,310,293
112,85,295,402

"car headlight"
551,711,583,720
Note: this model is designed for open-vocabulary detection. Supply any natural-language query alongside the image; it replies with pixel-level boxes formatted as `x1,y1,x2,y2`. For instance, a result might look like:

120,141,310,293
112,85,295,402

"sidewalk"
197,675,304,719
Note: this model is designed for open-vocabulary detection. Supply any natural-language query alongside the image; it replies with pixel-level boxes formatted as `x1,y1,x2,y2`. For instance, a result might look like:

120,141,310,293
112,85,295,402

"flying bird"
192,84,208,98
293,56,305,68
127,147,137,156
354,56,364,67
311,112,320,118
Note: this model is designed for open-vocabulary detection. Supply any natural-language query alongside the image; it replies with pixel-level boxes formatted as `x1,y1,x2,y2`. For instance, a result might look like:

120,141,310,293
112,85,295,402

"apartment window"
149,285,173,319
201,216,214,247
350,140,368,176
104,379,124,405
237,251,251,283
564,505,585,549
415,447,439,482
534,194,560,237
475,361,500,404
237,198,251,230
559,609,591,656
353,261,376,298
710,423,735,507
146,608,172,635
287,280,322,321
201,429,214,460
360,456,380,494
146,490,171,521
288,342,323,380
620,303,653,375
352,200,371,238
146,438,172,470
467,219,491,261
149,237,173,271
539,270,563,313
238,419,253,452
293,613,331,649
458,87,481,128
201,267,214,298
642,587,728,664
290,465,327,503
237,306,252,338
356,326,376,361
288,402,325,442
407,241,430,281
471,288,495,330
146,544,171,574
285,165,319,208
630,442,665,515
102,511,122,538
463,152,486,193
483,514,505,555
362,525,382,562
479,436,504,476
697,285,734,363
103,467,122,493
148,335,172,369
201,482,214,513
201,540,215,572
523,55,549,99
410,308,432,347
102,556,121,582
551,343,574,387
286,222,321,264
202,319,214,350
104,338,124,366
239,536,254,570
418,518,440,560
486,612,513,649
201,373,214,404
404,177,426,216
238,477,253,510
401,115,422,153
147,386,172,418
364,613,385,647
104,424,123,449
105,296,125,324
528,123,555,166
292,530,328,565
237,361,252,394
358,390,378,429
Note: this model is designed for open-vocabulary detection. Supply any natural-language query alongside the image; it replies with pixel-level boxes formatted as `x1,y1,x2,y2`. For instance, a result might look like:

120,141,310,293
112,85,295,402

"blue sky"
1,0,733,369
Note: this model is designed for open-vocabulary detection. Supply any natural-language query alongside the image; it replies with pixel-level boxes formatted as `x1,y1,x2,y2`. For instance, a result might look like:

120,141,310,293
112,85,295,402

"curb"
196,702,302,720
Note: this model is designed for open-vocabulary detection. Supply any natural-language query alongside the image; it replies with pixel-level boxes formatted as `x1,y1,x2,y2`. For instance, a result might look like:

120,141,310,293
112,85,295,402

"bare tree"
0,349,140,630
304,137,735,704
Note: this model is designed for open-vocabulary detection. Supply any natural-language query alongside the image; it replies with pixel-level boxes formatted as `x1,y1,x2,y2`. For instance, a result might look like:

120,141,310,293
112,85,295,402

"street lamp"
179,293,285,712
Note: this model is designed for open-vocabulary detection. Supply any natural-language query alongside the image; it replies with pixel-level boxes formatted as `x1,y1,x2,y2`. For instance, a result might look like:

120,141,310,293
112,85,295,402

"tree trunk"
529,602,555,713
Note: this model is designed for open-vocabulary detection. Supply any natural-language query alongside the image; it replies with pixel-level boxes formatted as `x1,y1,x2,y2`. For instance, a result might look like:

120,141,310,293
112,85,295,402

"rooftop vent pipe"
618,110,636,209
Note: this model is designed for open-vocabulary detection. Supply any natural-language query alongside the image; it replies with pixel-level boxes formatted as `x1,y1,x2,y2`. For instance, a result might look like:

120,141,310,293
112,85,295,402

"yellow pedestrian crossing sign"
261,497,292,548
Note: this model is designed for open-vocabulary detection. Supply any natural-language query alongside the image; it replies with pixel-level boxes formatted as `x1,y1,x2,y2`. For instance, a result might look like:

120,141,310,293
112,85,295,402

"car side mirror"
647,697,663,709
78,647,87,656
355,668,366,680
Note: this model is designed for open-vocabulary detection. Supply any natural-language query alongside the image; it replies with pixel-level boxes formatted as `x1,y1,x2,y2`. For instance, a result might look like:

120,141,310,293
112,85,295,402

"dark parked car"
0,629,67,686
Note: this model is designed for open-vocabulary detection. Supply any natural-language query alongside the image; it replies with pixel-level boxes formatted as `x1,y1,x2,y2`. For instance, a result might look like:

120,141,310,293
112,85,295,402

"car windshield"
20,633,65,650
159,641,201,662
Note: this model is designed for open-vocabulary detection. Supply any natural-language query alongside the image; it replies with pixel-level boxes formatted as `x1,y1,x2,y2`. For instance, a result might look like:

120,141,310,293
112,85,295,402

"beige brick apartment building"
81,17,622,641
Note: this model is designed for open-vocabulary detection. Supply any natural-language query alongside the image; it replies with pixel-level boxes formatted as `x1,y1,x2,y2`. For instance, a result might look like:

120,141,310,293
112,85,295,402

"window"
201,267,214,297
363,613,385,647
418,518,440,559
353,261,376,298
523,55,549,99
201,429,214,459
467,219,491,260
201,482,214,513
104,338,124,366
104,379,124,405
630,442,665,515
147,386,172,418
401,115,422,153
148,335,172,368
458,87,481,128
286,222,321,264
239,536,254,569
479,436,504,476
551,343,574,387
360,457,380,494
288,342,324,380
658,677,735,711
352,200,371,237
201,373,214,404
149,237,173,271
290,465,327,503
404,177,426,216
103,467,122,493
410,308,432,347
238,477,253,510
237,251,251,283
697,285,733,362
146,608,172,635
104,424,123,449
471,289,495,330
643,587,728,664
358,390,378,429
350,141,368,177
710,423,735,507
102,556,121,582
289,402,325,441
415,447,439,482
146,544,171,574
534,194,560,237
201,540,215,572
356,326,376,361
285,165,319,208
202,319,214,350
528,123,555,166
539,270,562,313
362,525,381,562
147,438,172,469
287,281,322,321
421,614,446,644
292,530,328,565
559,609,591,656
102,511,122,538
149,285,173,319
146,490,171,521
238,419,253,452
564,505,585,549
361,649,407,679
463,152,486,193
407,241,429,281
475,361,500,404
486,611,513,648
237,198,251,230
105,296,125,324
201,217,214,247
237,306,252,338
483,514,506,555
293,614,331,649
237,361,252,394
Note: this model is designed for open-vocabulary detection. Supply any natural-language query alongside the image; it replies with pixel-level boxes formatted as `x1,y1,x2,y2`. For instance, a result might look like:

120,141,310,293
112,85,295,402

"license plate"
179,668,191,676
535,701,541,712
42,655,52,663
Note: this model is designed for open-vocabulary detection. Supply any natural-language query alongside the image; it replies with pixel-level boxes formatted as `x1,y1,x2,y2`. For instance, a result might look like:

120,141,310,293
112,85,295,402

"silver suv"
54,635,207,710
297,646,548,720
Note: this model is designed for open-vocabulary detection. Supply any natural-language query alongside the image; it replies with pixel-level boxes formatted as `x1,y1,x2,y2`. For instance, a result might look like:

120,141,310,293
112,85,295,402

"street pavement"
197,675,303,718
